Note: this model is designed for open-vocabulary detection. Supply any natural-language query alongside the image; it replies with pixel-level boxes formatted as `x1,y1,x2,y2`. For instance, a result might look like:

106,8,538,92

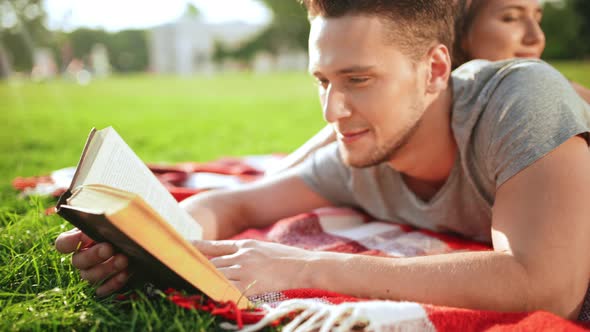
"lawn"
0,72,322,331
1,61,589,331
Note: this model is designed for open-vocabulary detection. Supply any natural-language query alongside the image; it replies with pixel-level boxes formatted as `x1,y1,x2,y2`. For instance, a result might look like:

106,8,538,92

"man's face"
308,15,427,168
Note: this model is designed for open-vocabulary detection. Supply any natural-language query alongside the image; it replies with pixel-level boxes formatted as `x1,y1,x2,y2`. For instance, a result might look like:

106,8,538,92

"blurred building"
149,17,266,75
31,48,57,81
252,50,308,74
90,43,111,78
0,45,11,79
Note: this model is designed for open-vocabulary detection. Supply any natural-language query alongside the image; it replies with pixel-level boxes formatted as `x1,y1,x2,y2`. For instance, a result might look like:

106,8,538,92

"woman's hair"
452,0,485,67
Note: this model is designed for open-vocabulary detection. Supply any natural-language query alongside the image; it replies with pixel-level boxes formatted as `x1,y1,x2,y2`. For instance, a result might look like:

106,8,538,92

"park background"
1,0,590,330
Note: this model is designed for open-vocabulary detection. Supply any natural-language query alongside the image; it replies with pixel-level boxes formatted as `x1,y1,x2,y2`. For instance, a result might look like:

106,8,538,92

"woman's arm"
265,125,335,175
571,81,590,104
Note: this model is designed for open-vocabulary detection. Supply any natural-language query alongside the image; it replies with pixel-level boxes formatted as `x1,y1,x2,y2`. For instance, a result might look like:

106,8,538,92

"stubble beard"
340,101,424,168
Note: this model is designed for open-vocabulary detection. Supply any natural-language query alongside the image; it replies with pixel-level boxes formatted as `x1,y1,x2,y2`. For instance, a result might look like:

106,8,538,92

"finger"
192,240,239,257
96,270,130,297
79,254,128,284
217,265,241,280
72,242,115,270
209,254,240,268
55,228,94,254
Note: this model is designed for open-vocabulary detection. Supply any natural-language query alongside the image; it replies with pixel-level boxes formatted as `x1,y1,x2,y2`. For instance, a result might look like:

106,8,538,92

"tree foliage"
2,0,590,74
217,0,310,62
0,0,147,74
66,28,148,72
0,0,52,71
240,0,590,62
256,0,310,52
541,0,584,59
184,3,202,19
572,0,590,57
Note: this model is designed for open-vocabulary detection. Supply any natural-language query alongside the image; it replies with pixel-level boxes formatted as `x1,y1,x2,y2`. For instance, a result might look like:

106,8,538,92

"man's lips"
337,129,370,143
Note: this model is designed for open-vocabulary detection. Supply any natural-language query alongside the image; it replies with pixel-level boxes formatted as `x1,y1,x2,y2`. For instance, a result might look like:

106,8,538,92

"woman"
455,0,590,101
266,0,590,174
454,0,545,65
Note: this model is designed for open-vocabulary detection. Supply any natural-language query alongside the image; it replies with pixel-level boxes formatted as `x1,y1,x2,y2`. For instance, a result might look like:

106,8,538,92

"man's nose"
322,84,351,123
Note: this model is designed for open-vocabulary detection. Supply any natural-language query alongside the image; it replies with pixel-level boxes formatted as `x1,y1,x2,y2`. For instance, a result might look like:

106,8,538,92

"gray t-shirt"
299,59,590,243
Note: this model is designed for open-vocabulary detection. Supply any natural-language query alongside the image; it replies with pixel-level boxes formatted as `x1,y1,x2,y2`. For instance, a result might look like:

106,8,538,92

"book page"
69,128,100,191
73,127,202,241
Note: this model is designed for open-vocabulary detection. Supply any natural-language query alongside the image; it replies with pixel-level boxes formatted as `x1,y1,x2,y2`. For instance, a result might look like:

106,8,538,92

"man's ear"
425,44,452,94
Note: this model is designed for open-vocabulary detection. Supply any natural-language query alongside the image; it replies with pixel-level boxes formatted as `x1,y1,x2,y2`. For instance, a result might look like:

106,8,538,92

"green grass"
0,73,323,180
547,61,590,86
0,62,588,331
0,72,321,331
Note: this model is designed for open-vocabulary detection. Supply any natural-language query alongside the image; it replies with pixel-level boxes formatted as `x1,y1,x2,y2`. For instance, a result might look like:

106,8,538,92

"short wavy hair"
299,0,456,61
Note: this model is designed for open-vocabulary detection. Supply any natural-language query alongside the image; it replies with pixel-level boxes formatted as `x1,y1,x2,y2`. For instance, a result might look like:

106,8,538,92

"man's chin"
338,142,392,168
338,146,374,168
338,146,355,166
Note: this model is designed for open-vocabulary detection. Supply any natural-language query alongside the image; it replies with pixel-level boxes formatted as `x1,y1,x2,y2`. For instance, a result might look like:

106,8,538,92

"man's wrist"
299,251,352,291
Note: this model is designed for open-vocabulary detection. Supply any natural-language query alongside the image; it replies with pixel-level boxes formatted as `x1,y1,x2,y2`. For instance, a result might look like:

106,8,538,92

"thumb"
192,240,239,257
55,228,95,254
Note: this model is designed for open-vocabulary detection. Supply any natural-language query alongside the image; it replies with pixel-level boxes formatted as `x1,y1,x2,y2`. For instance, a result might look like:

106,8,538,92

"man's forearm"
306,251,537,314
180,189,249,240
180,173,332,240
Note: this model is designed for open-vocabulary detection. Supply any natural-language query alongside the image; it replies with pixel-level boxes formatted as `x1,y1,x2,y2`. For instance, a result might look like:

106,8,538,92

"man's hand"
194,240,316,295
55,228,129,296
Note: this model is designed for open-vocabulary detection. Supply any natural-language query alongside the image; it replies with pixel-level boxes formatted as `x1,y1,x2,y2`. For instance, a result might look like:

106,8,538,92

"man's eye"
317,79,329,88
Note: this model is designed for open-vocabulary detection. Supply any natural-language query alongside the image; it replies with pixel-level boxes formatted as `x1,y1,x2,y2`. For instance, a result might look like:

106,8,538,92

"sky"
38,0,564,32
42,0,272,32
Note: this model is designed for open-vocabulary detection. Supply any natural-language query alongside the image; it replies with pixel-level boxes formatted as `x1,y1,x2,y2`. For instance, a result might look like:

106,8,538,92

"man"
56,0,590,319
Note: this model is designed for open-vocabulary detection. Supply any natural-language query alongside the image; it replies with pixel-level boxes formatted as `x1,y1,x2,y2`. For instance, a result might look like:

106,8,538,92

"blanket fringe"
220,299,436,332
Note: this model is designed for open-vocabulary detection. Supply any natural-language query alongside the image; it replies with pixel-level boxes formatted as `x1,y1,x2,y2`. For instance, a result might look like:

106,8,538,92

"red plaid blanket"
13,156,590,331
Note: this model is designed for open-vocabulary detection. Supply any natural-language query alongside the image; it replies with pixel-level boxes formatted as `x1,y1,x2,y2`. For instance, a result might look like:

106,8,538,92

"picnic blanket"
12,155,590,331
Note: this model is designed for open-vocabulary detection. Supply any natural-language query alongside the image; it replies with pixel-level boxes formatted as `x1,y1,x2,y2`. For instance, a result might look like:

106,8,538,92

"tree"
571,0,590,58
0,0,52,71
66,28,149,73
541,0,583,59
0,1,148,74
107,30,149,72
539,0,590,60
256,0,309,51
218,0,309,62
184,3,202,19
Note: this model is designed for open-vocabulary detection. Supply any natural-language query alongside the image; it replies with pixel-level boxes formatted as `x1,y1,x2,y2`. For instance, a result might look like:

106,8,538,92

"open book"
57,127,249,309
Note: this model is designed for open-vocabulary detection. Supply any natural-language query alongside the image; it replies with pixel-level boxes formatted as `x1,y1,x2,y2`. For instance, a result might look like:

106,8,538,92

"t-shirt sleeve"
296,142,358,206
480,61,590,188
